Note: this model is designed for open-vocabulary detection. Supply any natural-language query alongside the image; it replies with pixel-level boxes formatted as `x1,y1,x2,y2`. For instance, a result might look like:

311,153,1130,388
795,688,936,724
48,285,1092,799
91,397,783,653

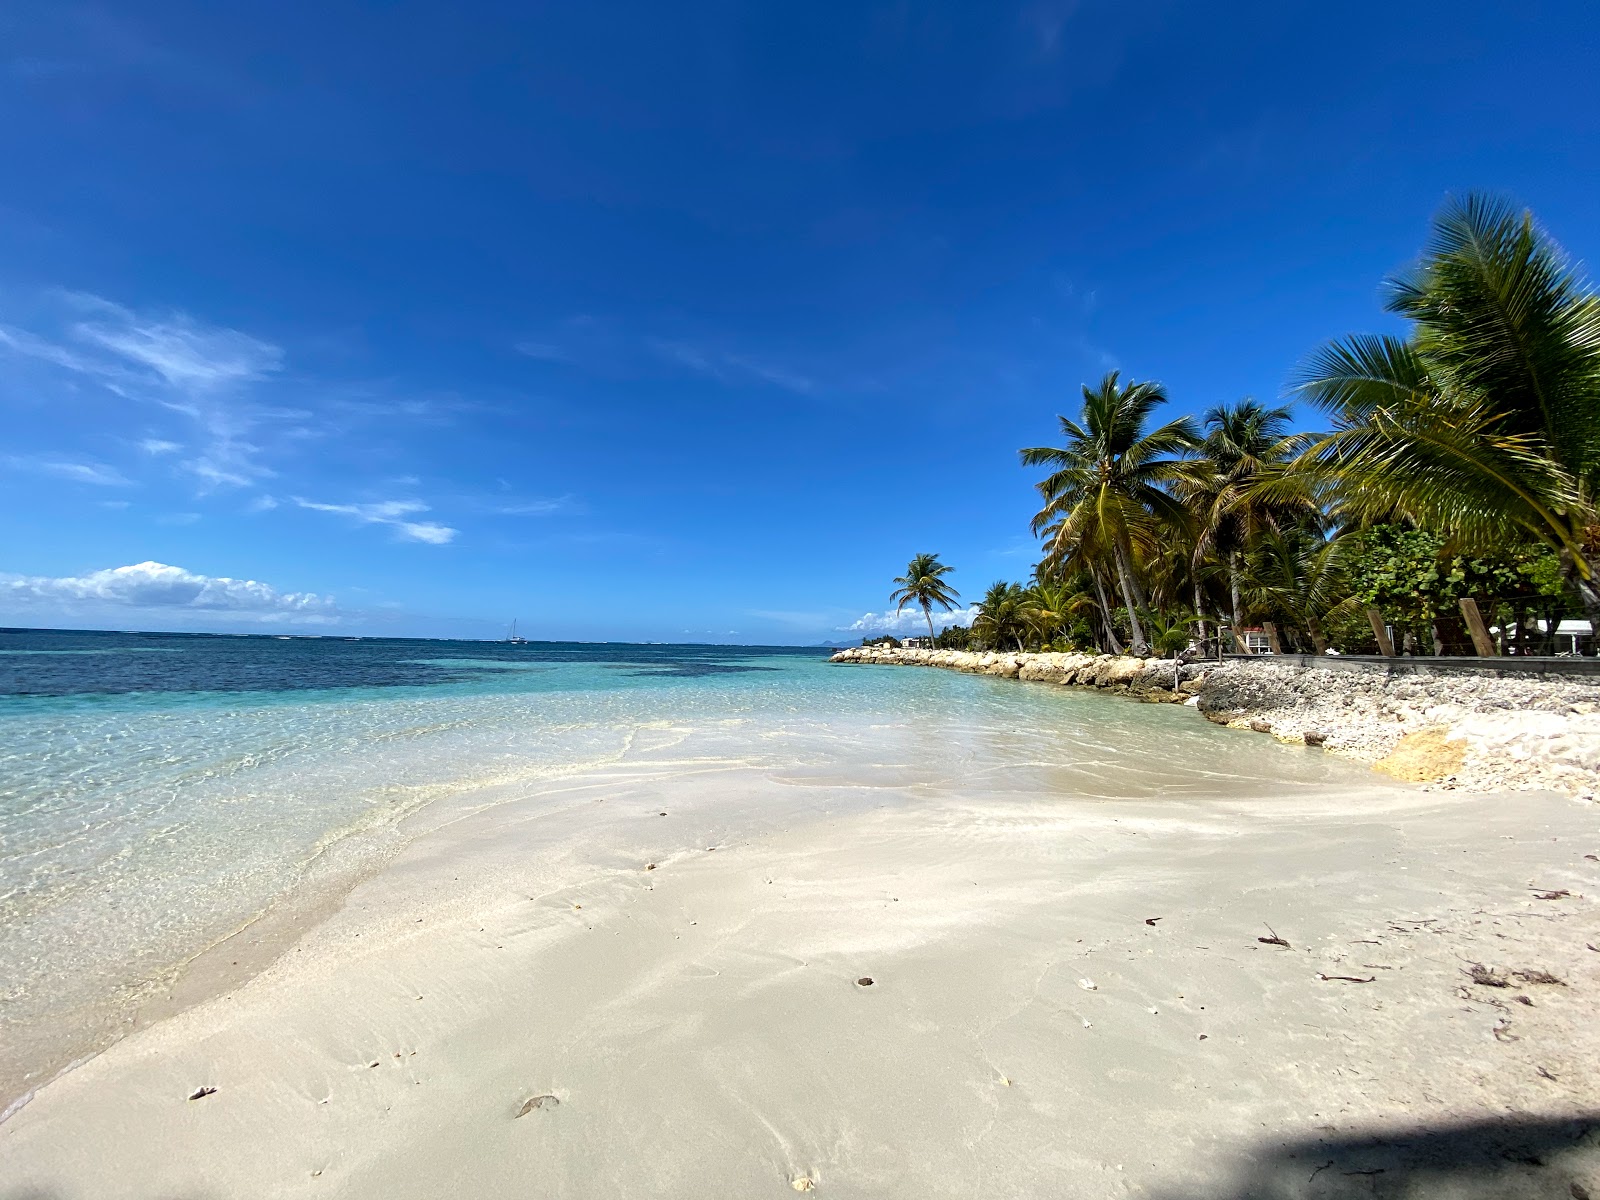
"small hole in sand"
856,977,874,987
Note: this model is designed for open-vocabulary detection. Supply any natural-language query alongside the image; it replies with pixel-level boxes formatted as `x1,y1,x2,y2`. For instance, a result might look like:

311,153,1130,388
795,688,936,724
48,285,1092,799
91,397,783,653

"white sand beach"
3,718,1597,1199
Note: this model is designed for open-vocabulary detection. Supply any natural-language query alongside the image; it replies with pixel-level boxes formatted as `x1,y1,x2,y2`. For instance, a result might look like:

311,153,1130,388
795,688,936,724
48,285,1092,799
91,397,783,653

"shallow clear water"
0,628,1363,1093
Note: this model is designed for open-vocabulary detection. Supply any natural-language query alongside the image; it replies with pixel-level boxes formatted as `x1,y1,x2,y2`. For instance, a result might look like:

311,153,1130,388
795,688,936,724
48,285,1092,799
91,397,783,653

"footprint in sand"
516,1094,560,1117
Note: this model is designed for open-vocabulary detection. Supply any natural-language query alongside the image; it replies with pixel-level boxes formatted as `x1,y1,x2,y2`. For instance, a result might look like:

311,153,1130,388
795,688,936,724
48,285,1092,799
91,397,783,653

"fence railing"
1220,652,1600,679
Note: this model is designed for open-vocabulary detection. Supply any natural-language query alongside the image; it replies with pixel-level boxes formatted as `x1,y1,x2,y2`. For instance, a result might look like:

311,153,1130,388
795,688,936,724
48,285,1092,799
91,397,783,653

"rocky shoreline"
829,646,1600,797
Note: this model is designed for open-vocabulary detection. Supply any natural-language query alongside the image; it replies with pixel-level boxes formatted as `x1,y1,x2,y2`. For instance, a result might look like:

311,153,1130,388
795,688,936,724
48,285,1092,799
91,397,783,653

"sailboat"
505,619,529,644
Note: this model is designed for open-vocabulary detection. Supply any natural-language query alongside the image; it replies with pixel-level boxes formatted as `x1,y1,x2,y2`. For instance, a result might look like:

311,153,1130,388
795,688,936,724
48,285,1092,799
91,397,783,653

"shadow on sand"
1152,1113,1600,1199
1,1114,1596,1199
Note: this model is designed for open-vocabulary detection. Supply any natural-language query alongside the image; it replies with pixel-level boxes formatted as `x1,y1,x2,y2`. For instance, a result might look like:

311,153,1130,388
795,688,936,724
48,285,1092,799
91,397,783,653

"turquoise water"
0,628,1358,1095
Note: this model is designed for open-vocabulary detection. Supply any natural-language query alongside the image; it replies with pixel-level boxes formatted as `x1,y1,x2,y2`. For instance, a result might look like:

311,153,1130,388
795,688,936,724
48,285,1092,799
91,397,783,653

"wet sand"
2,734,1598,1197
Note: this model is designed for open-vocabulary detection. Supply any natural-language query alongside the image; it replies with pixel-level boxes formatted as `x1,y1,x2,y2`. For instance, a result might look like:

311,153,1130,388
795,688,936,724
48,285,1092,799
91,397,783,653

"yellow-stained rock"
1373,727,1467,783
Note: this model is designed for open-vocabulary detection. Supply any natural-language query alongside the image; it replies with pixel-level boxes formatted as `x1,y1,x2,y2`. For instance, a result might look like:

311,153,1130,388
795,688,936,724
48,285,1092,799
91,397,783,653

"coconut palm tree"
972,581,1030,651
1293,194,1600,633
1021,372,1198,655
889,552,961,641
1244,528,1353,654
1174,400,1318,650
1024,574,1099,648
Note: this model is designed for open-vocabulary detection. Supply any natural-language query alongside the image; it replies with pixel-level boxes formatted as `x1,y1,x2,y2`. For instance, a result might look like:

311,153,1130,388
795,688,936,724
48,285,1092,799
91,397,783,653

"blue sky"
2,1,1596,643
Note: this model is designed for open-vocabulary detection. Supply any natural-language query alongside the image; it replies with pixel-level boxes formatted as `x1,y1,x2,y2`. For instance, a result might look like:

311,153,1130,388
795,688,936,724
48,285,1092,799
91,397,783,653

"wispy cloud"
71,297,281,392
491,499,571,516
0,325,98,373
513,341,571,363
0,561,336,622
293,497,457,544
746,608,838,630
4,454,132,486
646,338,814,394
0,293,285,490
843,604,980,634
1020,0,1078,56
462,491,578,517
515,318,815,395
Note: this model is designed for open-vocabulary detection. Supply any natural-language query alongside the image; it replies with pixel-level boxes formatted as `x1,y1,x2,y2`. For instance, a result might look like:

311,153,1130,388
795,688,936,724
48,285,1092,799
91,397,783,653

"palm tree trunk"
1192,579,1208,645
1090,568,1124,655
1306,614,1329,655
1229,551,1248,653
1575,560,1600,655
1114,531,1149,610
923,603,935,643
1112,541,1147,654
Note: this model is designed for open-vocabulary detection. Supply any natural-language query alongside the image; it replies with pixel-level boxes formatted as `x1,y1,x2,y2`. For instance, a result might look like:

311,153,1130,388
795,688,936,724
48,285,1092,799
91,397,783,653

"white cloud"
246,494,280,512
0,561,336,622
0,294,285,490
66,293,282,392
5,454,132,486
844,604,980,634
293,497,457,544
0,325,98,373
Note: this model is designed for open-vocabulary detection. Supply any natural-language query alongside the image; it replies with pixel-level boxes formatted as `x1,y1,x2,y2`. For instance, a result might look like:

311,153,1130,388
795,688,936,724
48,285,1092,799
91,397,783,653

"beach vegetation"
971,581,1031,651
889,553,962,641
878,195,1598,659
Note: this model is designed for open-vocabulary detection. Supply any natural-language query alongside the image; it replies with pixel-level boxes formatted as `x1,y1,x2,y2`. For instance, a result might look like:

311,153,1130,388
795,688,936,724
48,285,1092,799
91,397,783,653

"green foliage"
981,195,1600,658
932,623,971,650
1293,194,1600,583
1346,525,1564,624
1140,609,1197,658
889,552,961,640
860,634,902,649
972,581,1030,650
1022,371,1198,652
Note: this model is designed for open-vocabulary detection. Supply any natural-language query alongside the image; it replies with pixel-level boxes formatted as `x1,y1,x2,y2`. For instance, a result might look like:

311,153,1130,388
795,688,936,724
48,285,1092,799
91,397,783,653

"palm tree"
889,553,961,641
973,581,1030,651
1021,372,1198,655
1293,194,1600,633
1024,574,1099,648
1140,607,1199,686
1174,400,1318,650
1244,528,1352,654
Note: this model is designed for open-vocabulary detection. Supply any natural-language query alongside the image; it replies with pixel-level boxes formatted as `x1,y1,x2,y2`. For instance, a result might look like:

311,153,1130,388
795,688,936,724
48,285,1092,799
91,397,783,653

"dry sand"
2,740,1599,1198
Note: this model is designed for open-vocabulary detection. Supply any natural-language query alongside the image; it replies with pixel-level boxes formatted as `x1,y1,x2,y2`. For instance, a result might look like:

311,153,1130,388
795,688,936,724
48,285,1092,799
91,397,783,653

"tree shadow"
1156,1113,1600,1199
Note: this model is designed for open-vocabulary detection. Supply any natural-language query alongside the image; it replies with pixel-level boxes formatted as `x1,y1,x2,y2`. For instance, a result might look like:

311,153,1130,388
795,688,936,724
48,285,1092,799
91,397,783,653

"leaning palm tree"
1021,372,1198,655
889,552,961,641
1293,194,1600,632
